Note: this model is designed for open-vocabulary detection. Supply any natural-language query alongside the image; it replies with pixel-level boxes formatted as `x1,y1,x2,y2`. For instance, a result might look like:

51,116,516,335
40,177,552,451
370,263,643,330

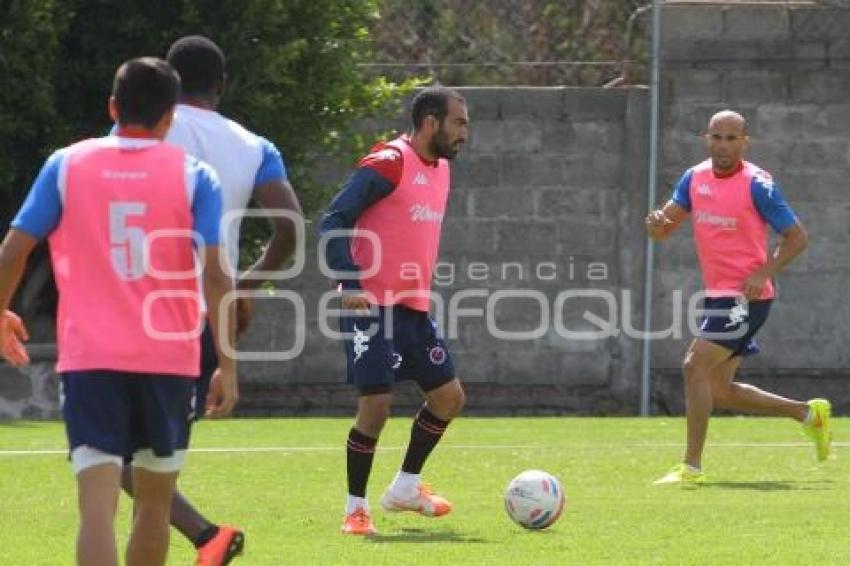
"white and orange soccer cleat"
379,483,453,517
341,507,377,536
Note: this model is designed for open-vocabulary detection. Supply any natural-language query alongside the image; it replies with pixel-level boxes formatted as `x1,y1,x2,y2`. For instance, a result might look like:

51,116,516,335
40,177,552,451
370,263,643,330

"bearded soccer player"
645,110,830,485
319,86,469,534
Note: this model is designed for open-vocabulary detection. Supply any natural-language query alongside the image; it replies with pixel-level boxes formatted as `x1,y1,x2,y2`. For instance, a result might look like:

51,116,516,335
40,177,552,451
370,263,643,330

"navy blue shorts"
194,324,218,421
698,297,772,357
61,370,195,460
340,305,456,394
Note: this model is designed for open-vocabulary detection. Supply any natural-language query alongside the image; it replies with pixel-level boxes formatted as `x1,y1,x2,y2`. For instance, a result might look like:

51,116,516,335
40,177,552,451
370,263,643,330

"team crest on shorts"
353,324,370,363
724,297,749,329
428,345,447,365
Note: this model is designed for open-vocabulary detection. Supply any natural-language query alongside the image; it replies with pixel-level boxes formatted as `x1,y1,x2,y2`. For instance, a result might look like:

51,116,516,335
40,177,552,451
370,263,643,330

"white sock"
390,471,421,497
346,495,368,515
803,407,814,425
685,464,701,473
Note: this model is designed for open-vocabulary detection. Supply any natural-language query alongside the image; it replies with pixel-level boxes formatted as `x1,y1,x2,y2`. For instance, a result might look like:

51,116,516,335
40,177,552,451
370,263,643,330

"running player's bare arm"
234,178,302,333
238,178,302,291
743,221,808,300
201,242,238,418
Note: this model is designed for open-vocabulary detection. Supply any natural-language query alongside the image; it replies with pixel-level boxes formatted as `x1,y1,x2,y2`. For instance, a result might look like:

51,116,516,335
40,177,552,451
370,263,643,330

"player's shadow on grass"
704,480,834,491
367,528,488,544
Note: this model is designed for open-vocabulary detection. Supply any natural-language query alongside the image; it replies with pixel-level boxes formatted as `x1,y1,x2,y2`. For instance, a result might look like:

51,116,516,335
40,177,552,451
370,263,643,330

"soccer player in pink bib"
0,58,236,565
320,87,469,535
646,110,830,485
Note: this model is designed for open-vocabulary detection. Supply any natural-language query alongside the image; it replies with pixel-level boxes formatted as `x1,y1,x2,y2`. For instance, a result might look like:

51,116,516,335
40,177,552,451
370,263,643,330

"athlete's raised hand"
645,201,688,241
645,209,674,238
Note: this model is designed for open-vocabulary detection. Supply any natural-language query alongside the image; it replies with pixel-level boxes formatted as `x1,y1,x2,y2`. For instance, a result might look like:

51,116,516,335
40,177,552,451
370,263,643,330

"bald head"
708,110,747,135
705,110,749,173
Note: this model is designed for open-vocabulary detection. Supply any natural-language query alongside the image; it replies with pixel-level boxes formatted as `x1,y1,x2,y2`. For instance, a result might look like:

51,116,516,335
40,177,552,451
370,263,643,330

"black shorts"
340,305,456,395
698,297,772,357
61,370,195,460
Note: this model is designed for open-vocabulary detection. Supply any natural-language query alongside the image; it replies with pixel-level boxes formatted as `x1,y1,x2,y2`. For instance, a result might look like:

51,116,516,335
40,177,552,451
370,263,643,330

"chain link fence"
366,0,649,87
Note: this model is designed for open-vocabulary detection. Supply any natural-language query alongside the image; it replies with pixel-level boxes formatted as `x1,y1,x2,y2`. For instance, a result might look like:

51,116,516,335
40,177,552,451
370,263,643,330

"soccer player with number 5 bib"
0,58,236,566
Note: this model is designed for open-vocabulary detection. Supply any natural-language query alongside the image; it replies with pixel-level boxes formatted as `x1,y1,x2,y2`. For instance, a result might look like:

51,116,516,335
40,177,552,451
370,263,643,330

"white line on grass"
0,445,522,456
0,441,846,456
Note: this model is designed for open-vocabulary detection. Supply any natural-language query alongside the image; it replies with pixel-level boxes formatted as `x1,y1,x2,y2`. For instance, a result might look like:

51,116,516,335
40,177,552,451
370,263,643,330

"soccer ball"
504,470,566,530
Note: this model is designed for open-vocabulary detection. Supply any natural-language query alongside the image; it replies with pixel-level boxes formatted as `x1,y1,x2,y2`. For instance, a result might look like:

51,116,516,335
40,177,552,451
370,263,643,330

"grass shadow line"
702,480,834,491
366,527,489,544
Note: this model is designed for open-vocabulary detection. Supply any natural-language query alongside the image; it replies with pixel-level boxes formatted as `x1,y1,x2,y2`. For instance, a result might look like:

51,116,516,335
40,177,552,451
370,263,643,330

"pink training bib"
48,138,201,376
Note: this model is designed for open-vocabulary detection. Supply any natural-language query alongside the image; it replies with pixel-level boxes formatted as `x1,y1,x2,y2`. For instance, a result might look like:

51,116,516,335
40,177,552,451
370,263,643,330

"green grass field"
1,417,847,565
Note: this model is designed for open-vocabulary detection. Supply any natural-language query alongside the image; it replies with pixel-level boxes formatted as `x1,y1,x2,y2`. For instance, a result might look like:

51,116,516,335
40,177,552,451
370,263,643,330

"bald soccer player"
645,110,831,485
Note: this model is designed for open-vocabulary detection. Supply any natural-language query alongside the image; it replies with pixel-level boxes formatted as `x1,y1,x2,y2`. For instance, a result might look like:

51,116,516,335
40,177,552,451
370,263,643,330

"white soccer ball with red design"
504,470,566,529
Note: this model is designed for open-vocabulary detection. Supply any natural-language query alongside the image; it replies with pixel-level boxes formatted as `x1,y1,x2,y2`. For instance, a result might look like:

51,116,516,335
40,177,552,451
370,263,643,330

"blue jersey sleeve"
670,169,693,212
318,167,396,289
190,160,223,247
10,151,65,239
750,175,797,234
253,137,288,187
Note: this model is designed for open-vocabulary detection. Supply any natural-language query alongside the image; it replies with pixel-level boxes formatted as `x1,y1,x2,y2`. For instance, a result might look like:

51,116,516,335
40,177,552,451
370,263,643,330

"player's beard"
431,127,461,160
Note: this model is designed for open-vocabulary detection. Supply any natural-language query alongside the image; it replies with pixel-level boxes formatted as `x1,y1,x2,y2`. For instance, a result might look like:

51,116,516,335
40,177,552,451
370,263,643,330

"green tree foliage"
0,0,416,318
0,1,69,221
1,0,414,227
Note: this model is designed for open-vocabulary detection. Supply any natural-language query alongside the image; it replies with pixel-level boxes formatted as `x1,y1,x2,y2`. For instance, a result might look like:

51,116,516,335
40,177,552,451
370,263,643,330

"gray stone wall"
2,1,849,418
